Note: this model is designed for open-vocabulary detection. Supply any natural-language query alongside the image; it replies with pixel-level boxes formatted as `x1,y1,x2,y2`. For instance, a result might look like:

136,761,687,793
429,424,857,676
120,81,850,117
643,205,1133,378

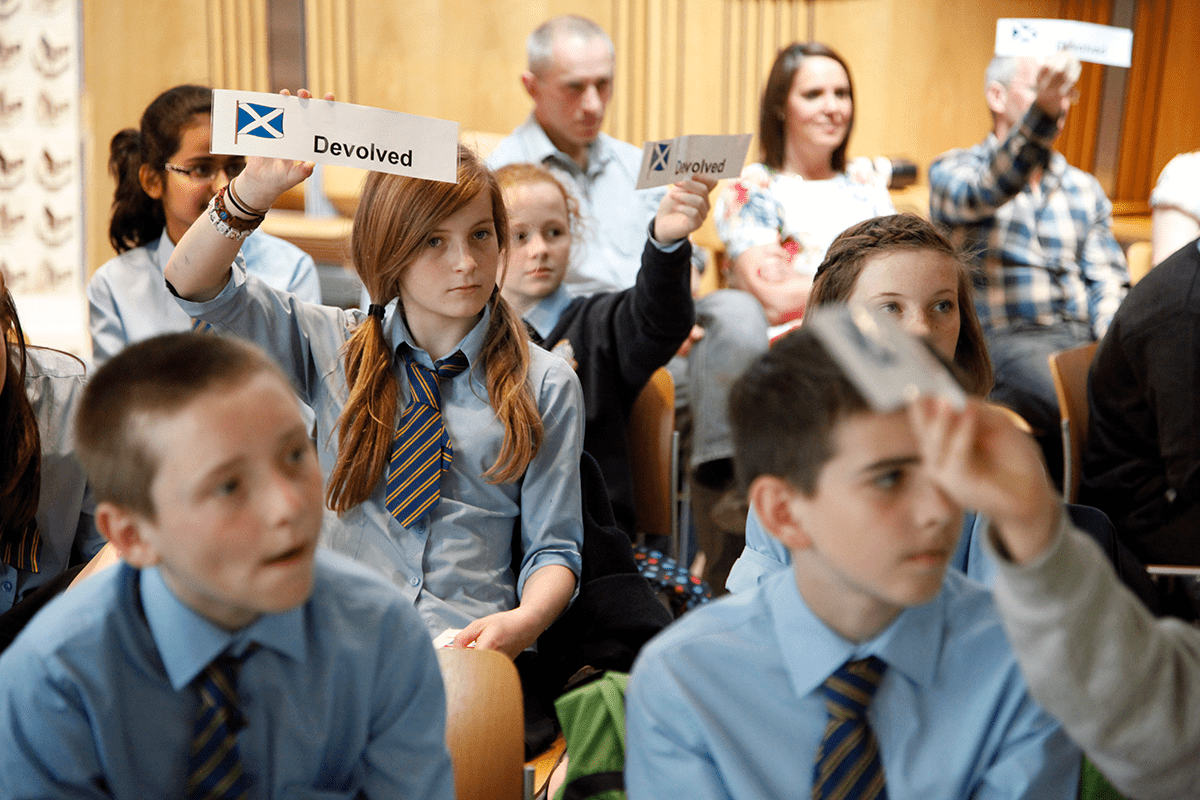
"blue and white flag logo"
237,102,285,139
1010,21,1038,43
651,143,670,172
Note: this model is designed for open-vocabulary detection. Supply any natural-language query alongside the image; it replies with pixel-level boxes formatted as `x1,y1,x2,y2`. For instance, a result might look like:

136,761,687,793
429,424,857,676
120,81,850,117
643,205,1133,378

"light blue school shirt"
175,265,584,635
488,116,664,296
726,505,996,592
0,551,455,800
0,348,101,613
625,567,1080,800
88,228,320,365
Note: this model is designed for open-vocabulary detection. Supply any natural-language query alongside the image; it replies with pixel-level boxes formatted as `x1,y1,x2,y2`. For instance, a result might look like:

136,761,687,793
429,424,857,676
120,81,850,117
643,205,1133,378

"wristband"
227,177,269,218
207,189,261,241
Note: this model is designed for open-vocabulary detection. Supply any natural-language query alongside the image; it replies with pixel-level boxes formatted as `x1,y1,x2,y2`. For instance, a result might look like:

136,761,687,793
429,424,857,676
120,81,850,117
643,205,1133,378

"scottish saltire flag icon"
1011,21,1038,43
651,142,670,172
236,102,284,139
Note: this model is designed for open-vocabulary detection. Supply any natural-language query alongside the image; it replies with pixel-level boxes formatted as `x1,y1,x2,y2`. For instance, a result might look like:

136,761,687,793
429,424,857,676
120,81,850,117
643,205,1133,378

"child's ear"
138,164,164,201
748,475,812,551
95,502,161,569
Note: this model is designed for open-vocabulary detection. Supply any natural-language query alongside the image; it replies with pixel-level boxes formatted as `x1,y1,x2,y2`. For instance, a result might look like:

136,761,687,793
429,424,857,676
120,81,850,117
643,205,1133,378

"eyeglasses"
164,159,246,183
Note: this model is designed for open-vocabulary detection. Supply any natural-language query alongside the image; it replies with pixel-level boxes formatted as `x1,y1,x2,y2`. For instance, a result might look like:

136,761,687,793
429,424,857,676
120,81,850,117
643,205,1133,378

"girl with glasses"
87,84,320,365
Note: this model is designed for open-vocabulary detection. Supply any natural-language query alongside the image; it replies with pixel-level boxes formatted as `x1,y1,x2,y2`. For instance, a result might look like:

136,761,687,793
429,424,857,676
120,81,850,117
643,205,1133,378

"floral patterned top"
715,158,895,280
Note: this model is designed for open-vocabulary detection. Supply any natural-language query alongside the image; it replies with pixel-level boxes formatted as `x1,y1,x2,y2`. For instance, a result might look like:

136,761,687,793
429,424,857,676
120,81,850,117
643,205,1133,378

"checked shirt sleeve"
929,105,1062,225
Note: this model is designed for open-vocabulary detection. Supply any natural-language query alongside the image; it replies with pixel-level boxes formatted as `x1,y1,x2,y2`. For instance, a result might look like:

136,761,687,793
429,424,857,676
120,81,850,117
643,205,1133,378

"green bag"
552,671,629,800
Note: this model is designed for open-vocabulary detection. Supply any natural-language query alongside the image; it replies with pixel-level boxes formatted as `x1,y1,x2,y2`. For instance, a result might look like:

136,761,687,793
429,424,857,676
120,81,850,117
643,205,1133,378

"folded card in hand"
807,305,966,412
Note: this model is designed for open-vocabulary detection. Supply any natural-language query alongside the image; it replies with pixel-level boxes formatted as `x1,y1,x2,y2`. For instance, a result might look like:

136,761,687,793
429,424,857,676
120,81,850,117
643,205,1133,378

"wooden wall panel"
1113,0,1170,207
1054,0,1109,173
81,0,212,276
81,0,1200,279
306,0,354,101
1151,1,1200,184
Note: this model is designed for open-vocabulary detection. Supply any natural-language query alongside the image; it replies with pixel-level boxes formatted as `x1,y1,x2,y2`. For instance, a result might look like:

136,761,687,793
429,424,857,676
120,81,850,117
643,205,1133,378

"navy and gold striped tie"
385,349,469,528
188,654,251,800
1,521,40,572
813,656,888,800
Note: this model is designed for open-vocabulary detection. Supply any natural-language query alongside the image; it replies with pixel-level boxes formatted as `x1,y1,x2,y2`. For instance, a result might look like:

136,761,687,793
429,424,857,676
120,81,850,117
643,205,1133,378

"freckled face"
399,191,500,343
849,249,962,363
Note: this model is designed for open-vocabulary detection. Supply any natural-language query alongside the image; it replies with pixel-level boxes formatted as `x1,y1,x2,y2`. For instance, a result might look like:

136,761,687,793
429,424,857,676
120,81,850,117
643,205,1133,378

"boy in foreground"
0,333,454,799
624,328,1079,798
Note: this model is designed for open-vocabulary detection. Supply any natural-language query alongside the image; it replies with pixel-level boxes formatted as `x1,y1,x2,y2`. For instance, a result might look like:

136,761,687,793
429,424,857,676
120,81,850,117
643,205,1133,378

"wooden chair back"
435,648,525,800
1048,342,1098,503
626,367,678,550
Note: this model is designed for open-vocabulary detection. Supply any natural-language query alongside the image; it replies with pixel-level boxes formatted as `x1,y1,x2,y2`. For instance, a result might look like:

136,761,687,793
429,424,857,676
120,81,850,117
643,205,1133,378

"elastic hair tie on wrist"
367,303,386,321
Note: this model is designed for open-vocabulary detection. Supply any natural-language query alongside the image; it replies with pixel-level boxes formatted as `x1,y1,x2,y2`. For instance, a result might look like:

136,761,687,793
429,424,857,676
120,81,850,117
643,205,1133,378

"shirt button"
2,581,12,591
409,577,420,587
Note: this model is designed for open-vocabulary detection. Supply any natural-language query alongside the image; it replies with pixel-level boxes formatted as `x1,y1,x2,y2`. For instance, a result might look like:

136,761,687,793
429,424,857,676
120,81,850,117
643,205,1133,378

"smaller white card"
635,133,752,190
806,305,965,413
995,18,1133,68
209,90,460,183
432,628,461,649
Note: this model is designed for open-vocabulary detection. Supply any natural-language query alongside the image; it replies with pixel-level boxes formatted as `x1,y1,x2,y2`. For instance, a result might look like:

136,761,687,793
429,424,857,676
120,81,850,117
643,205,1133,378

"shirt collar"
523,285,574,341
383,301,492,371
518,115,613,177
140,566,307,690
769,568,946,699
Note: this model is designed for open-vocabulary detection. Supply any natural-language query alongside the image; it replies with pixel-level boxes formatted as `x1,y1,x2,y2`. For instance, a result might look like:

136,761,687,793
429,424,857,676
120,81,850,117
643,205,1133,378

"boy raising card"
624,327,1079,798
0,333,454,799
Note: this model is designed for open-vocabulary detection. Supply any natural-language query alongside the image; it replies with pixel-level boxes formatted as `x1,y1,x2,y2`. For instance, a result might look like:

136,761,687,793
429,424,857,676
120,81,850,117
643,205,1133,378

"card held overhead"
635,133,752,190
210,90,459,183
806,305,966,413
995,18,1132,68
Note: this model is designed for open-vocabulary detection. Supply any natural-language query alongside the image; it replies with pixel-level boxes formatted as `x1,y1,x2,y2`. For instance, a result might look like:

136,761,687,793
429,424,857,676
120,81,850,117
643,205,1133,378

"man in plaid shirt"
929,54,1129,484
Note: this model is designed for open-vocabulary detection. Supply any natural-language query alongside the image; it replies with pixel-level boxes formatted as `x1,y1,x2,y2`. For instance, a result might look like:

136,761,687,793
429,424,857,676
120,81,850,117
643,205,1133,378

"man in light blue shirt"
490,15,769,589
0,333,454,800
487,16,661,297
625,328,1079,798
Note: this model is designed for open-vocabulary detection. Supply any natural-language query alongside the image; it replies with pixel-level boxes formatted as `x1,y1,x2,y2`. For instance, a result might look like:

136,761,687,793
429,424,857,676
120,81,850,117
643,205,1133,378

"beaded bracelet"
207,187,262,241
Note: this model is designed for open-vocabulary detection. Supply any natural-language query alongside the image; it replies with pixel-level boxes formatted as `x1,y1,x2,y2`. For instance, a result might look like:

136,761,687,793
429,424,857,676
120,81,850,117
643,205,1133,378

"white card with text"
995,18,1132,67
210,90,459,183
635,133,752,190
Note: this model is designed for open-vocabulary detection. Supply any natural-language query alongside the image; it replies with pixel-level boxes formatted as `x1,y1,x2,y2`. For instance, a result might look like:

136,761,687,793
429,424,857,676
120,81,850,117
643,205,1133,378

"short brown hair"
74,333,290,519
807,213,994,396
730,327,869,496
759,42,855,173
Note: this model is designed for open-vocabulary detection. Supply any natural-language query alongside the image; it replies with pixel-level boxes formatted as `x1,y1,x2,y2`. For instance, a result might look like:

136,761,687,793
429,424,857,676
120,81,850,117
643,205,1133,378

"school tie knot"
384,349,469,528
813,656,889,800
189,652,252,800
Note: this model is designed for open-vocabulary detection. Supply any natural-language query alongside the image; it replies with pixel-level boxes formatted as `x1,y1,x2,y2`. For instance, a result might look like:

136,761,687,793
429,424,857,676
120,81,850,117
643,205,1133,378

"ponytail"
327,313,398,512
480,289,542,483
108,84,211,253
